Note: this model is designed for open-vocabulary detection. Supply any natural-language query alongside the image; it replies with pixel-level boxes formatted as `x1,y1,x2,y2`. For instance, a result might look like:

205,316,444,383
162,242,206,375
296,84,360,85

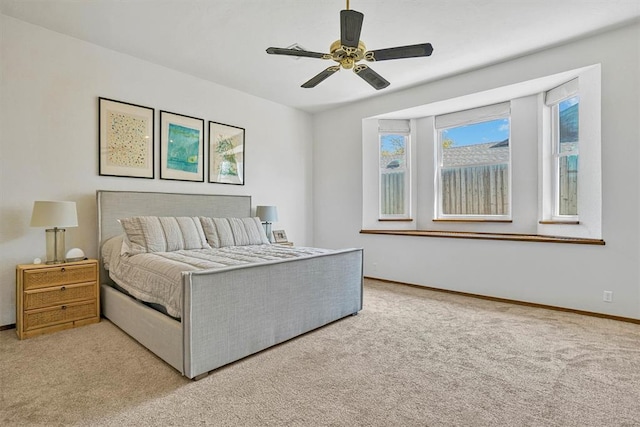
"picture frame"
99,97,154,179
272,229,288,243
160,111,205,182
208,121,245,185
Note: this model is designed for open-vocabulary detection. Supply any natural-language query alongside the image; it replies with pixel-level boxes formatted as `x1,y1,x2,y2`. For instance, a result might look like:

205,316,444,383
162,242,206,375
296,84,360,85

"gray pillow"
119,216,211,254
200,217,269,247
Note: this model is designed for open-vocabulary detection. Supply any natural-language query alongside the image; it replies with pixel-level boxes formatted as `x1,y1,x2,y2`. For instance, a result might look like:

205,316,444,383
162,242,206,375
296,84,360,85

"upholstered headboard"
96,190,252,281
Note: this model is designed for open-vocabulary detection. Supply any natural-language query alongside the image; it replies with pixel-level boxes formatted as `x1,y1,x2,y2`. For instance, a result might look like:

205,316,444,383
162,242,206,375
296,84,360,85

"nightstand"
16,259,100,339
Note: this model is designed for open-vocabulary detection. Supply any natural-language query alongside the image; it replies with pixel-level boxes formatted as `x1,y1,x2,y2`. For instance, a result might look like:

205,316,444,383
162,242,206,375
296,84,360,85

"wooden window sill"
360,229,605,245
432,219,512,223
539,220,580,225
378,218,413,222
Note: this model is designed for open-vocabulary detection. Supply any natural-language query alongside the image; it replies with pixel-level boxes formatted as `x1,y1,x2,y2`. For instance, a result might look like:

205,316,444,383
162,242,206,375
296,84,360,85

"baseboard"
0,323,16,331
365,276,640,325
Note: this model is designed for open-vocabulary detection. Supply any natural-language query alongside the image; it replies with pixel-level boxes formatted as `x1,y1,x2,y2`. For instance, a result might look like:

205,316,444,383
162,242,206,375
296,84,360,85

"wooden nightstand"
16,259,100,339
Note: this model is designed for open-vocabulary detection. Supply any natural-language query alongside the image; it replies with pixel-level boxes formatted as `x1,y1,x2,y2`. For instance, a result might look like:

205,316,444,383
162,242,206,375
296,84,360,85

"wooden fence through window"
559,155,578,215
380,162,576,217
441,164,509,215
381,171,405,215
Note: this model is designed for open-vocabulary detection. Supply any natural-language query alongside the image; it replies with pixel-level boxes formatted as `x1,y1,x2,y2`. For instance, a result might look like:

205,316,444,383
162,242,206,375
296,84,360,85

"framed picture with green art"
160,111,204,182
98,97,154,179
208,121,245,185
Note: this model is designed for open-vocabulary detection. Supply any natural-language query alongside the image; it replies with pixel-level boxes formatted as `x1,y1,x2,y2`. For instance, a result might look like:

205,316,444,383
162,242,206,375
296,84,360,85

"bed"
97,190,363,379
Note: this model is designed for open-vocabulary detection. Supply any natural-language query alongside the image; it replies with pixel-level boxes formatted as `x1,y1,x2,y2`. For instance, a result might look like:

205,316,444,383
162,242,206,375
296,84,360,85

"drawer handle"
61,305,67,310
60,286,66,291
60,267,66,273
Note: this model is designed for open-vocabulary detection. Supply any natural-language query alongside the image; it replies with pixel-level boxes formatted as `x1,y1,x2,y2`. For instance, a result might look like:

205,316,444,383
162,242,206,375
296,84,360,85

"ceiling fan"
266,0,433,90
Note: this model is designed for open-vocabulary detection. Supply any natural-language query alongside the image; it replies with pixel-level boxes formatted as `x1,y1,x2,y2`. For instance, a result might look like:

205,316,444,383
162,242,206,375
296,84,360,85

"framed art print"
208,121,245,185
99,97,154,179
160,111,205,182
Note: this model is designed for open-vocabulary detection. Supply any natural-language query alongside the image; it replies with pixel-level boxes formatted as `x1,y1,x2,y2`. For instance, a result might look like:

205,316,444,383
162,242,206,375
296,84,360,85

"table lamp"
256,205,278,243
30,201,78,264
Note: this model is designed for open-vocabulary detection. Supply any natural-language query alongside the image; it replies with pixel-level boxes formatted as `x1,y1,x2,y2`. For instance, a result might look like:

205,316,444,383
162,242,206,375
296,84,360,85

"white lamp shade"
30,201,78,228
256,205,278,222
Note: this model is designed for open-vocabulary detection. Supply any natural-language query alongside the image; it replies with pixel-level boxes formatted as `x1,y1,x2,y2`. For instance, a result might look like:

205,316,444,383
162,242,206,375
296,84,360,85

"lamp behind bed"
256,205,278,243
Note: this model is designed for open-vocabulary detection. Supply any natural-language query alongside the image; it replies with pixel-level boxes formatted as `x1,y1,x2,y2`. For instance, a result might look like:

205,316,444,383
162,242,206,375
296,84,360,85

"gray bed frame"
97,190,363,379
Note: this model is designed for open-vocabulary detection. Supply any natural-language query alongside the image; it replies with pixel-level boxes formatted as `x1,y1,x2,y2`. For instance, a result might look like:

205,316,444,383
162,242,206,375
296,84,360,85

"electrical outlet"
603,290,613,302
372,262,378,273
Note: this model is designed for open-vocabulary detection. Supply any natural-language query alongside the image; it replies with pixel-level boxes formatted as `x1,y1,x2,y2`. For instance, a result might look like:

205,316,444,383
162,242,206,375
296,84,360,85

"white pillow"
229,217,270,246
199,217,234,248
200,217,269,247
119,216,211,254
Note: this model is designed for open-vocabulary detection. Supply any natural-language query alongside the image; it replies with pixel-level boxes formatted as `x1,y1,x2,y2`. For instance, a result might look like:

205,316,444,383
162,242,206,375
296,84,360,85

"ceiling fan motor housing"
330,40,366,69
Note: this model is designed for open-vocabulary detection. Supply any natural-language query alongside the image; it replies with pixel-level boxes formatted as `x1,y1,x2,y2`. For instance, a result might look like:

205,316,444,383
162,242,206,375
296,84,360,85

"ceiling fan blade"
353,64,390,90
340,9,364,48
266,47,329,59
301,66,340,88
366,43,434,62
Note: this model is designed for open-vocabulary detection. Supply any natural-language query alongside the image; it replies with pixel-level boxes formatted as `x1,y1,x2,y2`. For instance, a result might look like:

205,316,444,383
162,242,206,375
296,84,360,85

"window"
435,103,511,219
546,80,579,218
379,120,410,219
362,64,600,240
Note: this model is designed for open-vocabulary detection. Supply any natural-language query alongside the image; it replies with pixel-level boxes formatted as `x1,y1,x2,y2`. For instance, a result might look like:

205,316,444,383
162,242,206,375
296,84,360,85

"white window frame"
545,79,579,221
378,120,411,220
434,103,512,221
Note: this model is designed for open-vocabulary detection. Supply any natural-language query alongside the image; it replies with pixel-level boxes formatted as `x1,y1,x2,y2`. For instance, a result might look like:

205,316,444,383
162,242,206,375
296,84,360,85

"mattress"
102,235,332,318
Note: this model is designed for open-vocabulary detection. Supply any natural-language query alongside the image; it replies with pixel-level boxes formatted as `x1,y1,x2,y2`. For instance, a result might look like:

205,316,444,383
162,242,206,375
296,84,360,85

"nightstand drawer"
23,264,96,291
24,301,98,331
24,283,97,310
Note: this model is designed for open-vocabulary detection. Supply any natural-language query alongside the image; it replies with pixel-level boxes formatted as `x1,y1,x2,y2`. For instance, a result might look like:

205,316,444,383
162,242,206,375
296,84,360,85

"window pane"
556,96,578,216
558,154,578,215
559,96,579,153
380,134,408,216
440,119,510,215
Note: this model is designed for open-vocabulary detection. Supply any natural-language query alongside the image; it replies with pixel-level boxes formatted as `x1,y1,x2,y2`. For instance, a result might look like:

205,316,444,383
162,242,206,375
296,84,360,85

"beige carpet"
2,279,640,426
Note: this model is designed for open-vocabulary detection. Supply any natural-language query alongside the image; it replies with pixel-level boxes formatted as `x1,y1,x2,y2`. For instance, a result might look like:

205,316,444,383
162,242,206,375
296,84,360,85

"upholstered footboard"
182,248,363,379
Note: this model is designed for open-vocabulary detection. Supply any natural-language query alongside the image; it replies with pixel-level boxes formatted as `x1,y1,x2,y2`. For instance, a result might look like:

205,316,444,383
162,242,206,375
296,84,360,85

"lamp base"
262,222,273,243
45,228,66,264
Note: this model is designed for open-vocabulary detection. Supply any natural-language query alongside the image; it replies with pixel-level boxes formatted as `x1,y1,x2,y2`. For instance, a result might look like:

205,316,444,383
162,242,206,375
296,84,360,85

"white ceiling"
1,0,638,113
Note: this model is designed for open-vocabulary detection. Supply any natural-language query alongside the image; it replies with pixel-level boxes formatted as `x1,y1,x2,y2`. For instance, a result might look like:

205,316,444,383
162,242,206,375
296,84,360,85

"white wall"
0,15,314,326
313,23,640,319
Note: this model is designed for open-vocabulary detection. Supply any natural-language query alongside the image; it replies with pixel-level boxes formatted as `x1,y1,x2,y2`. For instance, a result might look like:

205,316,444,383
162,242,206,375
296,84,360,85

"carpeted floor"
2,279,640,426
